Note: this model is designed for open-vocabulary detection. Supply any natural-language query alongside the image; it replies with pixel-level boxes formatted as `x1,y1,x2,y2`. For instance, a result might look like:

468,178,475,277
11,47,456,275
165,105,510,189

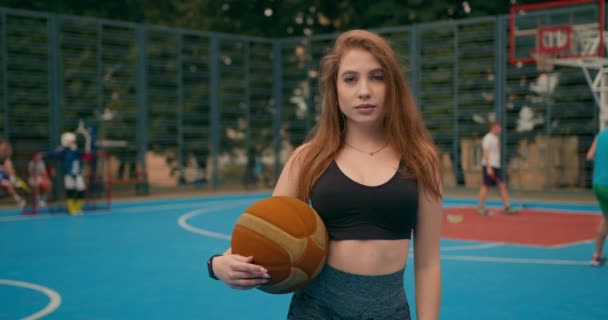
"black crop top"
310,160,418,240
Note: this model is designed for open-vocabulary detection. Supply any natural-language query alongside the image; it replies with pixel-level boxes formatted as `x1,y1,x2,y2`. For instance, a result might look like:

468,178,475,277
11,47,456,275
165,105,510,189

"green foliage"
0,0,517,37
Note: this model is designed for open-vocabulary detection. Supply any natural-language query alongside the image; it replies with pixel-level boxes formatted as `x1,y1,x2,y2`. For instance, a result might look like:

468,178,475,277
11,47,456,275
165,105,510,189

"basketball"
231,196,328,294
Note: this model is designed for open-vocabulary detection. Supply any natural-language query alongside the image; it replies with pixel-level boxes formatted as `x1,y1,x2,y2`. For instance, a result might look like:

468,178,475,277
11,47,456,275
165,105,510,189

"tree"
0,1,543,38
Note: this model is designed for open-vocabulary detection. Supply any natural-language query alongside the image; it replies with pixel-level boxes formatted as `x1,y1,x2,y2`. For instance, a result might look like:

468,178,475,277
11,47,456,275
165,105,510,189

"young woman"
207,29,442,320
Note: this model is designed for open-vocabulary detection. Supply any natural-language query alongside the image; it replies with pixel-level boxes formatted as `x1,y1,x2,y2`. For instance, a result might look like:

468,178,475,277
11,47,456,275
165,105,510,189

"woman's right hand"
213,254,271,290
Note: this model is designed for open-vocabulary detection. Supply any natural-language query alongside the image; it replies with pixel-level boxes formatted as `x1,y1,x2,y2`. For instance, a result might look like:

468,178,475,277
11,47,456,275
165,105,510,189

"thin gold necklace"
343,141,389,156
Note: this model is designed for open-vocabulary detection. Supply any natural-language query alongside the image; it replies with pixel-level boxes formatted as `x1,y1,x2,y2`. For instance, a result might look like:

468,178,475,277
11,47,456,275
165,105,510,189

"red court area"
442,207,601,247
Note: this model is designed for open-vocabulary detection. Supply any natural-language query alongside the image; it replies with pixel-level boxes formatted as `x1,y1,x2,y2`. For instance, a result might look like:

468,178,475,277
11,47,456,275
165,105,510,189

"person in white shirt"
477,121,517,215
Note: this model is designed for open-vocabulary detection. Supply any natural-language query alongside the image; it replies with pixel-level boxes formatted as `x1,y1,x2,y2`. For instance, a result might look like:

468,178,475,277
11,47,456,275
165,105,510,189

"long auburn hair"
294,29,442,201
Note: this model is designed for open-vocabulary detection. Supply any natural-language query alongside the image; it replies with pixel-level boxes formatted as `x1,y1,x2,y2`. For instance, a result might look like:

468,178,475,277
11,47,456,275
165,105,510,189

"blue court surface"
1,193,606,320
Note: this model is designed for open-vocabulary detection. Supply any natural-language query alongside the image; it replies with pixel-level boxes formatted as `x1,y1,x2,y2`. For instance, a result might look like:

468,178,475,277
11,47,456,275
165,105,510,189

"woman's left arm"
413,182,443,320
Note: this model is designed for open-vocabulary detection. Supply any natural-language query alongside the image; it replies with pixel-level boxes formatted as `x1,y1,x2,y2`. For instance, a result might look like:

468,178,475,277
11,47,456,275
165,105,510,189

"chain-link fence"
0,7,599,203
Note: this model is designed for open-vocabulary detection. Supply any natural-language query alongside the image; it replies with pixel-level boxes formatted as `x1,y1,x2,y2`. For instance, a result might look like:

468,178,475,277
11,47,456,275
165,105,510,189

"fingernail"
263,274,271,279
260,268,267,273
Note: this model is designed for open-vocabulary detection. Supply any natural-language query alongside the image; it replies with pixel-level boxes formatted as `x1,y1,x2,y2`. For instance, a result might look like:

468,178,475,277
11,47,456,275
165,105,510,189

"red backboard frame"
510,0,605,64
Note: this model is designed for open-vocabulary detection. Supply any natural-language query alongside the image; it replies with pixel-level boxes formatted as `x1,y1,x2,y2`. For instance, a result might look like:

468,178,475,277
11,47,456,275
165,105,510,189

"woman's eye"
371,74,384,81
344,76,356,84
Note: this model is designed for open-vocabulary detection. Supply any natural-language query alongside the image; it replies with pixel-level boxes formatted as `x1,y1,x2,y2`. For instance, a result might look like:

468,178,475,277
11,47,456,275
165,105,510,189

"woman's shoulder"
290,142,312,160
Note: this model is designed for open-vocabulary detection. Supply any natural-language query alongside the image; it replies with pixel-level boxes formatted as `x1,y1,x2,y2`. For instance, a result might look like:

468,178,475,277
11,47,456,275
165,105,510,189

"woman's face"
336,48,387,128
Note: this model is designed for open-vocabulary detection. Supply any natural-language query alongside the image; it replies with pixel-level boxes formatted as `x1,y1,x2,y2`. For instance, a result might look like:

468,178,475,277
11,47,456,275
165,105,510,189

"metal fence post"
452,24,461,186
1,12,8,140
272,40,283,181
209,34,220,188
494,16,507,180
48,15,62,149
177,32,184,184
409,25,421,108
244,41,251,160
545,75,554,191
96,21,104,143
305,41,314,133
136,25,149,193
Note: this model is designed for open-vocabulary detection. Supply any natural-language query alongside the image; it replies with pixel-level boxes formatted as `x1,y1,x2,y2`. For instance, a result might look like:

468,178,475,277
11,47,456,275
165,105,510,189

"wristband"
207,254,223,280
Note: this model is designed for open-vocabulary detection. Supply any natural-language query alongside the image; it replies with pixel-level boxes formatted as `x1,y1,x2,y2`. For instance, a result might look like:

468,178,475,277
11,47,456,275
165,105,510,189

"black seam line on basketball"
259,268,309,292
234,227,301,265
248,197,309,237
237,213,307,262
275,197,325,250
277,196,312,236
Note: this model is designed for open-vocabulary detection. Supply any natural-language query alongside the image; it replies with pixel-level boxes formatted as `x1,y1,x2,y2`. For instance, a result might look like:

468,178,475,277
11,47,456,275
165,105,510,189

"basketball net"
531,52,556,72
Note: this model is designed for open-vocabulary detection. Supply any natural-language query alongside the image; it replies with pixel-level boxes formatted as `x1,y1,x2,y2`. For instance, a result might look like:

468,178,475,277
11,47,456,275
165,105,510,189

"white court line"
439,242,504,251
2,197,592,267
440,255,589,266
0,279,61,320
441,236,595,249
408,242,505,253
0,199,249,223
444,203,601,214
178,200,254,241
182,205,592,265
180,207,506,252
548,239,594,249
497,239,595,249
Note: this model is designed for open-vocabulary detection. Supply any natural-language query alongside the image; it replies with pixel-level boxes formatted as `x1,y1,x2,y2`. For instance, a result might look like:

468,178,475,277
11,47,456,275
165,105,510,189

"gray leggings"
287,264,410,320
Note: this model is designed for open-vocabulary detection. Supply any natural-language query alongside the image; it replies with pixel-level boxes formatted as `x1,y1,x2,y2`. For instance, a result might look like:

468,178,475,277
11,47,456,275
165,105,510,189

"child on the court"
28,152,52,207
47,132,88,215
0,139,25,208
587,127,608,266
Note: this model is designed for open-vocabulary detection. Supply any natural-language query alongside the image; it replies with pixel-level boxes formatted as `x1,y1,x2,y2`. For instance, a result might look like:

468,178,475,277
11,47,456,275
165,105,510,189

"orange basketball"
231,196,328,294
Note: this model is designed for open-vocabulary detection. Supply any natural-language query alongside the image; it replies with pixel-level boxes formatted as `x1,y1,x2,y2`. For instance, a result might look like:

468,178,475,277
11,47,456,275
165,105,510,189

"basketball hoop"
531,52,556,72
510,0,602,65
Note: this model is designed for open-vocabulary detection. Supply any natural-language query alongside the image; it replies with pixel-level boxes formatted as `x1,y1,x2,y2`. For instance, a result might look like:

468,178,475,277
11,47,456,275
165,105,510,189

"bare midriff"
326,239,410,275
